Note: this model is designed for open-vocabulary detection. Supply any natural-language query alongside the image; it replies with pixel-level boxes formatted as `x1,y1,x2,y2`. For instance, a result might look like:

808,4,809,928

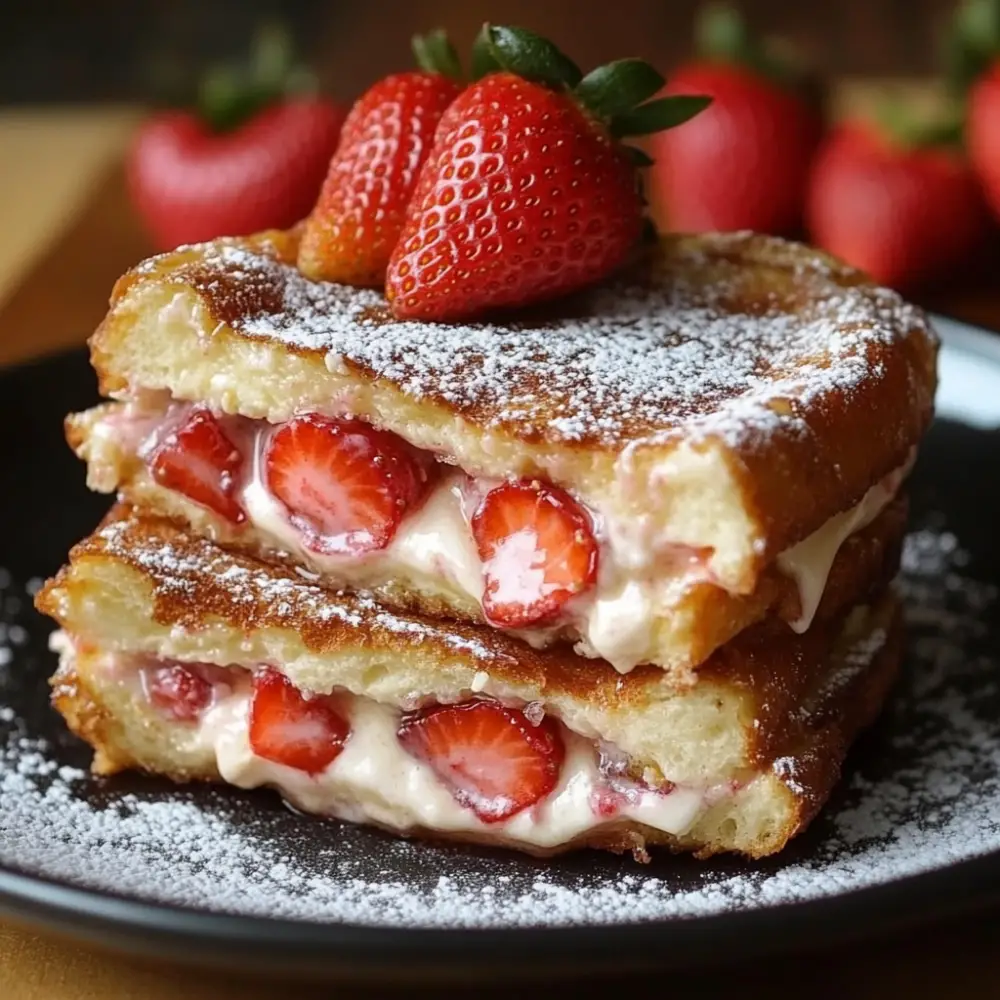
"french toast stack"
35,226,938,860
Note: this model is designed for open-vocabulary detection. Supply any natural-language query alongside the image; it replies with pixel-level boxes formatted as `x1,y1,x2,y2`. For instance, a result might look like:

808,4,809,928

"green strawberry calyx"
198,23,318,133
695,3,821,107
468,23,711,159
873,94,966,151
412,29,464,82
944,0,1000,95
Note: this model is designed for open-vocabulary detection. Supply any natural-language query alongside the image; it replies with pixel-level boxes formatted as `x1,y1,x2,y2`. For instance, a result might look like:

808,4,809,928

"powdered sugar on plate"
0,519,997,928
158,232,933,447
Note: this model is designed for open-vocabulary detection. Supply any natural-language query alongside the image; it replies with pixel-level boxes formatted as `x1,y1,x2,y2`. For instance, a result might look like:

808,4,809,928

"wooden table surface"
2,104,1000,999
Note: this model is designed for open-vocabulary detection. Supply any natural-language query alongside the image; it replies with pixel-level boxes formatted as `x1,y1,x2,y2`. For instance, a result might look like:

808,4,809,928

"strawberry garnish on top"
471,480,599,629
385,24,710,321
648,3,823,235
148,407,246,524
298,30,465,286
397,699,565,823
128,25,345,250
264,414,434,556
248,669,351,775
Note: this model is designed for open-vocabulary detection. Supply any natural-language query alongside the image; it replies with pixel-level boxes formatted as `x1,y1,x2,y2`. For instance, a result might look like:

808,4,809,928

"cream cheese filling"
200,689,708,848
77,643,714,849
92,406,905,672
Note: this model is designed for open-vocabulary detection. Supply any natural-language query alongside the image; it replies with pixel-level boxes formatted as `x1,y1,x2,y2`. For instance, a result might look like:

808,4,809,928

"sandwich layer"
67,400,908,676
88,228,937,595
39,508,903,859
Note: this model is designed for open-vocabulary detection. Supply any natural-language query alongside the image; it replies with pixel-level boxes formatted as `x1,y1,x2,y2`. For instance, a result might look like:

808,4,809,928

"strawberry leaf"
471,23,503,80
610,95,712,137
623,145,655,167
482,24,583,89
696,2,802,91
943,0,1000,95
412,28,463,81
575,59,665,118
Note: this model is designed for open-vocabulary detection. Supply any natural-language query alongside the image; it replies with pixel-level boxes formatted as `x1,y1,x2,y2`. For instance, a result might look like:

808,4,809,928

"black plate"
1,319,999,982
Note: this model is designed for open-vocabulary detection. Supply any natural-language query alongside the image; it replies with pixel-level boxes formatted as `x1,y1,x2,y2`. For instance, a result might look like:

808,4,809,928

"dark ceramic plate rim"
1,316,999,981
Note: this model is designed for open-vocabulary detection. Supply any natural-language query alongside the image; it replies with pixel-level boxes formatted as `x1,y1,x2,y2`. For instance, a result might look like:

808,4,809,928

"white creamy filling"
193,686,707,848
100,408,904,671
777,475,897,633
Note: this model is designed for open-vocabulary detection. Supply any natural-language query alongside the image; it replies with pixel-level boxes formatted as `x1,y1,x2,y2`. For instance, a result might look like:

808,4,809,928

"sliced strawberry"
145,662,214,722
149,408,245,524
471,481,599,628
248,669,350,775
264,414,433,556
397,699,565,823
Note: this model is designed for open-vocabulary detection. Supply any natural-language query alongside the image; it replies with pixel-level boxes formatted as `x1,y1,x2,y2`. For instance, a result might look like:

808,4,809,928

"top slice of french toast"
88,227,937,592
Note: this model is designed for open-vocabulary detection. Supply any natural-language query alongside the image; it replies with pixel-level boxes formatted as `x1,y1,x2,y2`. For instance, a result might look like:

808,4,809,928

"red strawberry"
471,480,598,629
264,414,433,556
149,408,245,524
385,25,709,321
397,699,565,822
145,662,213,722
806,120,987,289
648,5,822,235
968,64,1000,219
298,31,464,285
127,27,345,250
248,669,350,775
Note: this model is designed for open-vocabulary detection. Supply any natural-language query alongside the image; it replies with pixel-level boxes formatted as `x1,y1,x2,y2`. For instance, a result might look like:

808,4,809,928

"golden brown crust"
85,228,937,589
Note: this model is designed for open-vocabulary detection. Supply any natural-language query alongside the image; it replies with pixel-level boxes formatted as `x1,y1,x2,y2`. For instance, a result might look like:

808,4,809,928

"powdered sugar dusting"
173,234,932,445
2,520,998,928
93,516,510,665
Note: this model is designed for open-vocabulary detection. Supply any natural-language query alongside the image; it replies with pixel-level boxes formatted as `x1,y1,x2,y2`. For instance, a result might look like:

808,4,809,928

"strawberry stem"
412,28,464,81
466,23,711,146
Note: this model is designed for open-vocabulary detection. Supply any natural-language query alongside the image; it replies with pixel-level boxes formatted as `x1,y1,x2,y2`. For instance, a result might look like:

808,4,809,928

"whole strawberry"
648,3,822,235
128,27,345,251
298,31,464,285
385,24,710,321
806,119,987,290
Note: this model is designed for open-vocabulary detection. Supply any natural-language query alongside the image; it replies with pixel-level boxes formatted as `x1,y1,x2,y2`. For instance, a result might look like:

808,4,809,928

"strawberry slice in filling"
148,407,245,523
397,698,566,823
248,668,351,775
471,480,599,628
263,414,434,556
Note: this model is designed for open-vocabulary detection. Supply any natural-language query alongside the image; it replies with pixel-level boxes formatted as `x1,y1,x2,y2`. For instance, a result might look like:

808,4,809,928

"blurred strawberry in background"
805,0,992,291
648,2,823,235
127,25,346,250
953,0,1000,219
806,114,987,290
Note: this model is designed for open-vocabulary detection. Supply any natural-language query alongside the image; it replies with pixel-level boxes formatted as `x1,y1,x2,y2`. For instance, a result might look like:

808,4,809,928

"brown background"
1,0,965,105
